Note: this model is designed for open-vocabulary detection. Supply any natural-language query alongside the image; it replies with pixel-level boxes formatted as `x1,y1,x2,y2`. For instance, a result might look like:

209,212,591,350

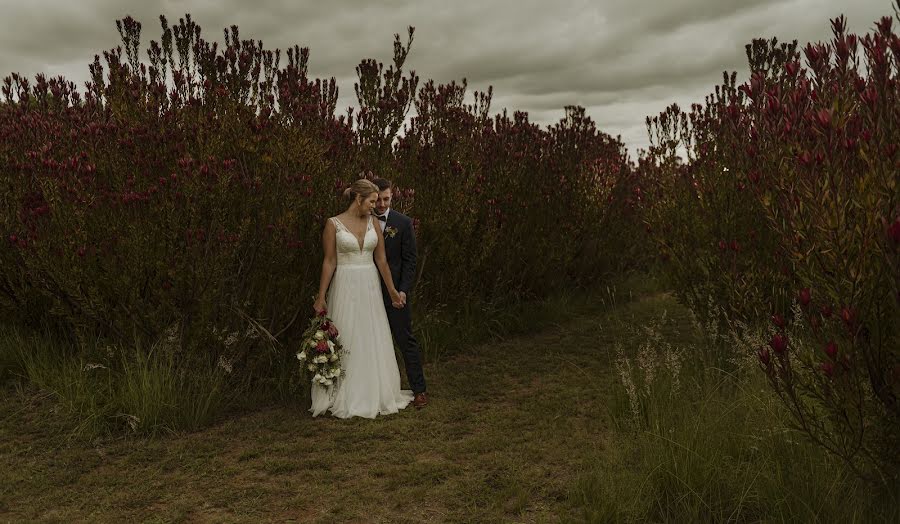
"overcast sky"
0,0,889,155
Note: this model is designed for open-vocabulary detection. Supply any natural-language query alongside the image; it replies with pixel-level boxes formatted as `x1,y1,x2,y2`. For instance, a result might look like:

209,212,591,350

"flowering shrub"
638,6,900,481
0,15,631,382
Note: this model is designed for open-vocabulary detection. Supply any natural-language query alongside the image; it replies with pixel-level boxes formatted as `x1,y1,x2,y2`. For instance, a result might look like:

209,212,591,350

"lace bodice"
331,216,377,266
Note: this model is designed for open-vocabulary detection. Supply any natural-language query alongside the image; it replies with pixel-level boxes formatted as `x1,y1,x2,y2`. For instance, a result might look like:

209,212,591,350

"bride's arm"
373,222,403,308
313,219,337,314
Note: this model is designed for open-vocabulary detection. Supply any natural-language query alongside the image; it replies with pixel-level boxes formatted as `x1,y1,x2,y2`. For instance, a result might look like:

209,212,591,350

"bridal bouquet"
296,309,344,389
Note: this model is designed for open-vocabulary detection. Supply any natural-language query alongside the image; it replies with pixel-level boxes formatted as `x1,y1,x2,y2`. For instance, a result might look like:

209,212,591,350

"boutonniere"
384,226,398,238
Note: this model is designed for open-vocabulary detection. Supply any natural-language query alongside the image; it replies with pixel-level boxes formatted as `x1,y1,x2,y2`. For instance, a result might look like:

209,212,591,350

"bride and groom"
309,177,428,419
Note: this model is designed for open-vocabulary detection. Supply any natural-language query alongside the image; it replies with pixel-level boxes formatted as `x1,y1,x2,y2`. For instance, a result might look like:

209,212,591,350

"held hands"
390,289,407,309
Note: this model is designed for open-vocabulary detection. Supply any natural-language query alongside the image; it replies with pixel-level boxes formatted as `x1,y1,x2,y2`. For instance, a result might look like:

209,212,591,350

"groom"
373,178,428,409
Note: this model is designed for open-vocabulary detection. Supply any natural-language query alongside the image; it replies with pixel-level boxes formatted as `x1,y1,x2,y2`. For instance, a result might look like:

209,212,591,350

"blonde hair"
343,179,379,202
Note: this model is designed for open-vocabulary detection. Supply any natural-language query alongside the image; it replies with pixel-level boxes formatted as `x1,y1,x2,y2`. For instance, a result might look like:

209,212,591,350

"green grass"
570,295,899,523
0,276,895,522
0,331,228,437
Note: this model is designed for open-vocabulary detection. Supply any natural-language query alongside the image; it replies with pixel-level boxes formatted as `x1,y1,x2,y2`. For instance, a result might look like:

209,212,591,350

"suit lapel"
383,211,399,255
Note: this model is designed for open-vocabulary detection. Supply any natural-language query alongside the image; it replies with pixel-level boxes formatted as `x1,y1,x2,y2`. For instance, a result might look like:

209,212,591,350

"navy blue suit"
378,209,426,394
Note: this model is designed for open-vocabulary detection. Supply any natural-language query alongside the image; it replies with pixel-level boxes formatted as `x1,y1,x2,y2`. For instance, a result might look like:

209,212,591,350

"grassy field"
1,282,895,522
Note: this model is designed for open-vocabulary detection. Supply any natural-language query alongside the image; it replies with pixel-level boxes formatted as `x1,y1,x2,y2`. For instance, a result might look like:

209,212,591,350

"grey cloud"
0,0,891,155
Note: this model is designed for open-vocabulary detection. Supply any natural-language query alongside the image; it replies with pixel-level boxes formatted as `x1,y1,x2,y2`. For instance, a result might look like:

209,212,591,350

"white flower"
315,355,328,364
314,330,325,340
324,379,333,386
296,351,306,361
327,340,335,349
313,373,323,382
307,363,317,372
329,353,338,362
309,340,317,348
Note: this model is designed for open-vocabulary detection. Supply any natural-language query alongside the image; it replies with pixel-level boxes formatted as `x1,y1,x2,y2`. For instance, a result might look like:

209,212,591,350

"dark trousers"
384,299,427,394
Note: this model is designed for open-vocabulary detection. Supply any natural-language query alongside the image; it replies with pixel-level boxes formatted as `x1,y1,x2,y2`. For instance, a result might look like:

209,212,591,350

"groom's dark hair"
373,178,392,192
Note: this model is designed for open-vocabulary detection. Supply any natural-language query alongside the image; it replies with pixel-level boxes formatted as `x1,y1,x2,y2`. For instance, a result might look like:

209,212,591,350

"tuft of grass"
571,303,900,523
0,328,229,437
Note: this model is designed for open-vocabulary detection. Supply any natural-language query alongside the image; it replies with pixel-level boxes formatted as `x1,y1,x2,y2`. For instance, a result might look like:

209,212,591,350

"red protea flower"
824,341,838,359
769,334,788,354
888,218,900,244
315,340,329,353
798,288,811,307
815,108,832,128
840,306,855,326
771,314,786,329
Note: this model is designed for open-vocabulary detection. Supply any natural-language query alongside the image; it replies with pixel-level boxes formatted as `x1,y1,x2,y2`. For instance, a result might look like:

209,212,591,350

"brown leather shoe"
412,392,428,409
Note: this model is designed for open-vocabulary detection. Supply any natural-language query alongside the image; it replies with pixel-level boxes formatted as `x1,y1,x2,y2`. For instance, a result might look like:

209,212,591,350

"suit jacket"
380,209,417,296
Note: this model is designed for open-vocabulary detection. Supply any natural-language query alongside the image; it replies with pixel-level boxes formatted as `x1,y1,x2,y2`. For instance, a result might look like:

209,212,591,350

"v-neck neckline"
334,216,371,253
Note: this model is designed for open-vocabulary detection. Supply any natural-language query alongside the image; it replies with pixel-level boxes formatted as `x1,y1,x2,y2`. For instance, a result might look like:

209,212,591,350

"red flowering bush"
639,6,900,482
0,15,631,384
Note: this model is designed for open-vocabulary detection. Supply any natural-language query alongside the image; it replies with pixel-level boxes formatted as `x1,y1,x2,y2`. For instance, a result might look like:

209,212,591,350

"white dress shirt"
375,209,390,232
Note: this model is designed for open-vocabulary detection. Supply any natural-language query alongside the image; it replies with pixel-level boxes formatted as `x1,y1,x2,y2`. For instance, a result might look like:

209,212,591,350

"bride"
310,179,414,418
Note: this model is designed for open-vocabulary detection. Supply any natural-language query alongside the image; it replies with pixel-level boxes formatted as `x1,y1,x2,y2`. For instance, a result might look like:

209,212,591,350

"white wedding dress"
310,216,414,418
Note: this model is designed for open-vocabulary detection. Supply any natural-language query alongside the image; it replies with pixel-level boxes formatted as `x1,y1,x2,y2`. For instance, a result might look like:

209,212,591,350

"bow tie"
375,214,387,222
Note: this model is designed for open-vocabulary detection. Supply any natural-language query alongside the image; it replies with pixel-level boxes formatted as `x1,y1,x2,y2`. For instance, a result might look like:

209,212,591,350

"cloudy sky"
0,0,889,155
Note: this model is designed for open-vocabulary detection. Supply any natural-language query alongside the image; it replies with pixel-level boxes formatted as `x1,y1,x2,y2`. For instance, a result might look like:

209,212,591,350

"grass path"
0,290,684,523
